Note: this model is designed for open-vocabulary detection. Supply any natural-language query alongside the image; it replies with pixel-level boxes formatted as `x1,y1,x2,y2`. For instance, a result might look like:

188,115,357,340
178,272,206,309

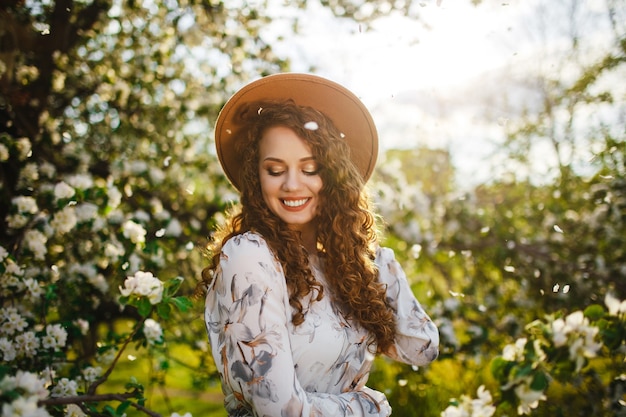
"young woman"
197,73,439,416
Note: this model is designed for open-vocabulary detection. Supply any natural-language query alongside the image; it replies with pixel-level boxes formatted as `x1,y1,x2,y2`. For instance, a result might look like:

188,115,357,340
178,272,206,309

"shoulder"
374,245,406,282
221,232,274,260
219,232,283,279
374,245,397,267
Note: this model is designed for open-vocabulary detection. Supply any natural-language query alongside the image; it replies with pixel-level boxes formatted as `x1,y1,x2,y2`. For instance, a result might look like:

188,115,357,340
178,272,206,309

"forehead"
258,126,314,159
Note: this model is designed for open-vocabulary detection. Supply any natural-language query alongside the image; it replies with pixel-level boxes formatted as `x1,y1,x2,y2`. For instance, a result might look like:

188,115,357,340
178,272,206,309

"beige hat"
214,73,379,190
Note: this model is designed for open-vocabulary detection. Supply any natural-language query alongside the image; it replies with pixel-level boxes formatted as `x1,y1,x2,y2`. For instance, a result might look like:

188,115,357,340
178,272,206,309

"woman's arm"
206,233,391,417
376,246,440,366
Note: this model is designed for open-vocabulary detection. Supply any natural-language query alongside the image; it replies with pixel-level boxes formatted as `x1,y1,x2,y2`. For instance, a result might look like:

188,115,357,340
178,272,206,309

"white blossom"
502,338,526,362
551,311,602,371
128,160,148,174
73,319,90,336
12,196,39,214
143,318,163,344
41,324,68,350
107,185,122,209
133,210,151,223
119,271,164,305
13,370,49,398
69,263,97,280
74,203,98,222
0,337,16,361
18,162,39,187
127,253,142,273
104,241,125,261
440,385,495,417
88,274,109,293
24,229,48,260
4,262,24,278
441,406,467,417
1,310,28,336
0,143,8,161
6,214,29,229
80,366,102,384
95,348,117,365
122,220,146,244
165,218,182,237
23,278,44,301
15,331,40,358
605,293,626,316
16,137,32,160
66,173,93,189
54,181,76,200
50,206,77,235
514,378,546,415
65,404,87,417
1,396,51,417
149,166,166,184
50,378,78,397
39,161,56,178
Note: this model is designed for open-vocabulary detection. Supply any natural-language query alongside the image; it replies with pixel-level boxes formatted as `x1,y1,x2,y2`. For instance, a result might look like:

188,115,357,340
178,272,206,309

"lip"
281,197,311,211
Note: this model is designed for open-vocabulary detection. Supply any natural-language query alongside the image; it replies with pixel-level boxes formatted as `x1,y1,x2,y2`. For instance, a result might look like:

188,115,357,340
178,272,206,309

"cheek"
259,175,279,201
311,177,323,194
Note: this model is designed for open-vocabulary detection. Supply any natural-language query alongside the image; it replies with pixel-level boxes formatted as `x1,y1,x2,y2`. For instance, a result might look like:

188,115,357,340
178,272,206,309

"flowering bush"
441,385,496,417
1,131,203,416
484,294,625,415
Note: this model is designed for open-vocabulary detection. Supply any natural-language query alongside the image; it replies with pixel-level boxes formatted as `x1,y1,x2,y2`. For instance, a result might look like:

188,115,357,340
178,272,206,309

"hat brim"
215,73,379,190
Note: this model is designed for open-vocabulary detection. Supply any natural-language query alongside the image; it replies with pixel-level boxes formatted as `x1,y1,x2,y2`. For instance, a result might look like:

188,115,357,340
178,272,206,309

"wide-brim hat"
214,73,379,190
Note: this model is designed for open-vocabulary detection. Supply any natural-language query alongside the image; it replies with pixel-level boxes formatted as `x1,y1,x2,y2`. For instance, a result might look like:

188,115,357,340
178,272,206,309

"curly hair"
197,100,396,352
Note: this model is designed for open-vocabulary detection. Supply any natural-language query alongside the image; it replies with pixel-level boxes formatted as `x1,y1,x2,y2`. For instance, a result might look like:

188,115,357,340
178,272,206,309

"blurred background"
1,0,625,416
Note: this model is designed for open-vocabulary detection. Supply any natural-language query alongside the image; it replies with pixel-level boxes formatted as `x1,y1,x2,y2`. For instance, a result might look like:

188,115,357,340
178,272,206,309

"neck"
290,223,317,254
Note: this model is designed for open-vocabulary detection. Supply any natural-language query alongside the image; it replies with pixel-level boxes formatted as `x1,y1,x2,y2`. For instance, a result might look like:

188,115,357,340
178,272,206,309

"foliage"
365,3,626,415
1,0,625,416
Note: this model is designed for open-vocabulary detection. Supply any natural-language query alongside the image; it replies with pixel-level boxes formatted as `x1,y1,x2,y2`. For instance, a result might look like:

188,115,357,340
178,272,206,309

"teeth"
283,198,308,207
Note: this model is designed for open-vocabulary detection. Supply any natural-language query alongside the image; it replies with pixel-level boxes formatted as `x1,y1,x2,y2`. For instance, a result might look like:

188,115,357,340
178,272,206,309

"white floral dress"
204,232,439,416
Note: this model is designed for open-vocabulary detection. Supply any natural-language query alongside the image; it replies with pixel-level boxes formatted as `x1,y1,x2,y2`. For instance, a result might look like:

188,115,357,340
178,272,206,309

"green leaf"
102,405,116,416
137,298,152,318
164,276,184,296
171,296,193,312
116,401,131,415
513,364,533,378
156,303,171,319
584,304,605,321
598,318,624,350
490,357,512,381
530,371,549,391
45,284,58,301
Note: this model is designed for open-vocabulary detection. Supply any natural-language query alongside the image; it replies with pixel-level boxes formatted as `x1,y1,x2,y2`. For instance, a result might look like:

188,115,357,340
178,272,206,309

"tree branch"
39,389,162,417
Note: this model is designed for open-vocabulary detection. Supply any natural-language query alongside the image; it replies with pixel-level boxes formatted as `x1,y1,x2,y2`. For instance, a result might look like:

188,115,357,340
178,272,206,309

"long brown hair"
197,100,396,352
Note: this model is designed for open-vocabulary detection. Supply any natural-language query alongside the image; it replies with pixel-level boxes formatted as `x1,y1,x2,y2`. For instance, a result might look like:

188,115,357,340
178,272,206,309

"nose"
281,169,301,191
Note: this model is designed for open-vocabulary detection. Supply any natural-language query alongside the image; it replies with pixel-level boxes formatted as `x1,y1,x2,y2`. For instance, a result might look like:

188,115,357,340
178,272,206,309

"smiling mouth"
282,198,309,208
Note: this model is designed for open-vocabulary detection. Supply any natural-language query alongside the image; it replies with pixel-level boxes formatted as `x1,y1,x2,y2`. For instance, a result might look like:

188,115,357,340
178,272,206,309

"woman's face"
258,125,323,236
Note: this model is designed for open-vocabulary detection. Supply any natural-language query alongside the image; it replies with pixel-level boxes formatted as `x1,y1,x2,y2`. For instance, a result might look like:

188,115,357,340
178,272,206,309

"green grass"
94,321,227,416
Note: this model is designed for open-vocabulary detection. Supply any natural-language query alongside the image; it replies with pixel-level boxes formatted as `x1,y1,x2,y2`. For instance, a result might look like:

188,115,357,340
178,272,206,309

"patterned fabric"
204,232,439,416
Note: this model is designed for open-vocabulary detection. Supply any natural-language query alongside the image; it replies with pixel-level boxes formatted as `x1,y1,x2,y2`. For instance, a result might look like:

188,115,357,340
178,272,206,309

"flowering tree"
0,0,436,416
1,0,624,416
365,2,626,414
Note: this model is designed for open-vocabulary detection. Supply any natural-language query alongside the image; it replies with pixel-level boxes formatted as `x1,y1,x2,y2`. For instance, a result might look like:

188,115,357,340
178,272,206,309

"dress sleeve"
206,233,391,417
376,246,440,366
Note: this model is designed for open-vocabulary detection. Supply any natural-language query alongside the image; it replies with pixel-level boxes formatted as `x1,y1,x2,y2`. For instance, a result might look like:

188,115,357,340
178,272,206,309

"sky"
262,0,542,186
259,0,621,188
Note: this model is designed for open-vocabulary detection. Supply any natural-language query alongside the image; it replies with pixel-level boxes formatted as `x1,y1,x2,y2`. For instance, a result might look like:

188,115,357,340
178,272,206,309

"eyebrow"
262,156,316,163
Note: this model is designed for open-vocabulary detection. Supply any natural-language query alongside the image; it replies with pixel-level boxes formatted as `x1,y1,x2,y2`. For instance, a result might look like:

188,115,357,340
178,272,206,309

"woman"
198,73,439,416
